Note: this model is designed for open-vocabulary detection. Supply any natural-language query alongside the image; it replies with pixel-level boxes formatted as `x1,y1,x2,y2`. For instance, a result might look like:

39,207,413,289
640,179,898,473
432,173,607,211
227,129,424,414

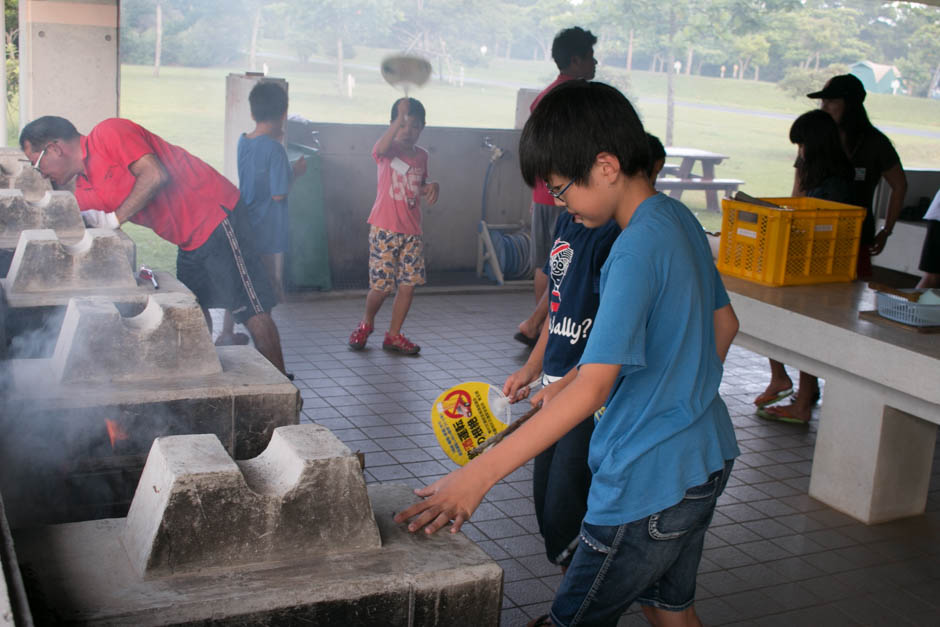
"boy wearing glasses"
397,82,740,627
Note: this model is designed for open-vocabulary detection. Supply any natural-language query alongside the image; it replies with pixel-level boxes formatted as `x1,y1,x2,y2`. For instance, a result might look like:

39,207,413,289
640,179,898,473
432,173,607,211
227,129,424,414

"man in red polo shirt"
20,115,287,376
515,26,597,348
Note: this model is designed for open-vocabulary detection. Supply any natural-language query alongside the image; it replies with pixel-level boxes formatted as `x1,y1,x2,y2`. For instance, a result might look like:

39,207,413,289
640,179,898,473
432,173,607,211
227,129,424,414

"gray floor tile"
264,293,940,626
503,579,556,606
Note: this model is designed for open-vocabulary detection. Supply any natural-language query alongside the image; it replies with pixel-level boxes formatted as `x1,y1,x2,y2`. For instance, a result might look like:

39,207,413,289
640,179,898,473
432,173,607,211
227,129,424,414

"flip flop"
753,387,793,408
513,331,538,347
756,406,809,425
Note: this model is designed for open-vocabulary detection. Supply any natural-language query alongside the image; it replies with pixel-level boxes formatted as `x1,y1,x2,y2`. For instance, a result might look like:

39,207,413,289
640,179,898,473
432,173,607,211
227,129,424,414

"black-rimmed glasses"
546,179,574,200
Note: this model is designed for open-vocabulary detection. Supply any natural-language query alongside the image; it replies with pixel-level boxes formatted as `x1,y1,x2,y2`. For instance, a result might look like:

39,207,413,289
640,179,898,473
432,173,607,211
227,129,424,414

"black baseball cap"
807,74,866,103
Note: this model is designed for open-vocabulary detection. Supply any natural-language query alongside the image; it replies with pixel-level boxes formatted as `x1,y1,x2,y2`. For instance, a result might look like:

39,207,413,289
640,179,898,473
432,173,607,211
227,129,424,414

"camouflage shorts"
368,226,426,293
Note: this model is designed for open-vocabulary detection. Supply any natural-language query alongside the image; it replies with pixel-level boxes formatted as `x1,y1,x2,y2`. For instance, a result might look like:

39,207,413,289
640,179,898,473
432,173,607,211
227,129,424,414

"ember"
105,419,129,448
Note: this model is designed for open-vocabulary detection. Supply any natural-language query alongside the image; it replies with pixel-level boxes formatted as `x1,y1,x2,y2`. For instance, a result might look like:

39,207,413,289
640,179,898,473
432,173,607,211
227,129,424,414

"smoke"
0,304,202,529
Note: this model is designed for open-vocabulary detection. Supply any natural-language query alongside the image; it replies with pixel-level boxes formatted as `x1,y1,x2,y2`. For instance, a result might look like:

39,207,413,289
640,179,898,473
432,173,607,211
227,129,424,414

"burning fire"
105,419,129,448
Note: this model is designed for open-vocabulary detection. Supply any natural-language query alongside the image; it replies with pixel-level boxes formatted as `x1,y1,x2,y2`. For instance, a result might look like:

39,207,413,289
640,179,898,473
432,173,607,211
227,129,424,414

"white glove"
81,209,120,229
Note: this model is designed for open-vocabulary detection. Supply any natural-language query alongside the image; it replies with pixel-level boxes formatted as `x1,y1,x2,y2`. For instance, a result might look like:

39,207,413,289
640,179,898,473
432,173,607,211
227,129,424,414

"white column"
18,0,119,134
809,373,938,524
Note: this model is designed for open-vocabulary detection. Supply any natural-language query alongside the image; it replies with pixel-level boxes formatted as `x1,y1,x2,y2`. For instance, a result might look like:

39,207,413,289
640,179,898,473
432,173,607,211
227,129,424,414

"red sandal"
348,322,373,350
382,332,420,355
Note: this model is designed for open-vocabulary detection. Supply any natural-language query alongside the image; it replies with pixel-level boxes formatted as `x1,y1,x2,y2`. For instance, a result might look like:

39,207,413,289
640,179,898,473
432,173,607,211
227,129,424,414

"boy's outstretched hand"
422,182,439,205
393,464,489,535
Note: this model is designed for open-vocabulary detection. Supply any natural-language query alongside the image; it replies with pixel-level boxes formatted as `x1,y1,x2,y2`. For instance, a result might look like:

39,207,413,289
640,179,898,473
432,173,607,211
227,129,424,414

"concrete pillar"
223,73,287,185
809,372,939,524
18,0,119,134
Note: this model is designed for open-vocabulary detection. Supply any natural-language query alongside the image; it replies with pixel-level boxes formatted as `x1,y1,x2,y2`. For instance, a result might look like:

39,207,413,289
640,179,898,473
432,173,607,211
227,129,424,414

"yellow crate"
717,196,866,287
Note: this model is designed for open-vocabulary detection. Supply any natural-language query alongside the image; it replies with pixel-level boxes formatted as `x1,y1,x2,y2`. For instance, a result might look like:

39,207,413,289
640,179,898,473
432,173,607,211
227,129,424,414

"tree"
120,0,253,68
593,0,657,72
898,21,940,97
285,0,396,93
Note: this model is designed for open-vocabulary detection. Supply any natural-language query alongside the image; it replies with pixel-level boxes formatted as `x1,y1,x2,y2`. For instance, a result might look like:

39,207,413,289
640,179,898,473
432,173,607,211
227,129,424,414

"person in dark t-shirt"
807,74,907,279
503,210,618,570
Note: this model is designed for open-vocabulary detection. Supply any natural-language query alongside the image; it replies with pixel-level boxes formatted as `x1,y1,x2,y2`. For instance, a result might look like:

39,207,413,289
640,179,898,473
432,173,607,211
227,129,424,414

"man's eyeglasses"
546,179,574,200
30,142,54,172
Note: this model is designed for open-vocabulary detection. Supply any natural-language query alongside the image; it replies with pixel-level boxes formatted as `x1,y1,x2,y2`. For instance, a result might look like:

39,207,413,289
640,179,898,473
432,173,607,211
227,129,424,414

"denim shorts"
533,414,594,566
550,459,734,626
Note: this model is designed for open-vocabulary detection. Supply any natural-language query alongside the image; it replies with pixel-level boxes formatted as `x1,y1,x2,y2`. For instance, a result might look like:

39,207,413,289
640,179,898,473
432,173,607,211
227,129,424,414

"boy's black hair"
789,109,853,193
19,115,79,150
551,27,597,71
249,81,289,123
519,81,649,187
646,133,666,177
390,98,426,126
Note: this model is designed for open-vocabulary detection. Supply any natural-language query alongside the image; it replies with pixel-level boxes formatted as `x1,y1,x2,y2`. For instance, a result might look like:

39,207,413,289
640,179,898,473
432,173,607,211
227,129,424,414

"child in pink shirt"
348,98,439,355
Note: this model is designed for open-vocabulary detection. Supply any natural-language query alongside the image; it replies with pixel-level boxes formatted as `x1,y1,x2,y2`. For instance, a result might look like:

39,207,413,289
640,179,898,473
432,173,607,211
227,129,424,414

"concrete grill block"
238,424,381,555
122,425,381,577
15,482,502,625
0,190,84,246
5,228,135,294
50,292,222,383
0,147,52,200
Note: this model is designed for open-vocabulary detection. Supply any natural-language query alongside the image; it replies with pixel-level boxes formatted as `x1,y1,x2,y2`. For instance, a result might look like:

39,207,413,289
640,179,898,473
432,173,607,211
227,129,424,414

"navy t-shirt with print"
541,212,620,378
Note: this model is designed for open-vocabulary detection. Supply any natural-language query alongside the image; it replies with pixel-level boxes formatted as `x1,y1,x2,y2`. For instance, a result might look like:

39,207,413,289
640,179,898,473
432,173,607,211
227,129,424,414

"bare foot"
517,319,540,341
761,403,811,424
754,378,793,407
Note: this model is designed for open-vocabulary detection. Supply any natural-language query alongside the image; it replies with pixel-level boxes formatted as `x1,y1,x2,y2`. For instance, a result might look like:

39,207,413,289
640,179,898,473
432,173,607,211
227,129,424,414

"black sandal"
526,615,553,627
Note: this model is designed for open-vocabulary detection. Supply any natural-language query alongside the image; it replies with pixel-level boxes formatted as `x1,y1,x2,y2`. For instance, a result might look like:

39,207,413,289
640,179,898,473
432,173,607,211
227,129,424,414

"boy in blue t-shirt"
216,81,305,346
397,82,740,627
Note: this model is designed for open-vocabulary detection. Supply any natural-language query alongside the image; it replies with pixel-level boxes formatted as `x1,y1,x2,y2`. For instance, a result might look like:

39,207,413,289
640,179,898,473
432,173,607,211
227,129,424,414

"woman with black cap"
808,73,908,278
754,75,909,423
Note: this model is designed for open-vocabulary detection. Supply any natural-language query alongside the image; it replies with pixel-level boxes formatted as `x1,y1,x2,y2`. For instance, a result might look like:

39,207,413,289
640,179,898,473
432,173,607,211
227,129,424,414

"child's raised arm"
374,99,410,158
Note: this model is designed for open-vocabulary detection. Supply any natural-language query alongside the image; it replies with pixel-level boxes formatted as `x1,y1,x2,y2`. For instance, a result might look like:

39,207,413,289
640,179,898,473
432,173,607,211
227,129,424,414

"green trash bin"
285,144,331,291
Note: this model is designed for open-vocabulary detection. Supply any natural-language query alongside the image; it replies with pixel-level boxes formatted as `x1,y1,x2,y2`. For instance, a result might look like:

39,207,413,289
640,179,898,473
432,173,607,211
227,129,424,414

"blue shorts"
533,415,593,566
550,459,734,626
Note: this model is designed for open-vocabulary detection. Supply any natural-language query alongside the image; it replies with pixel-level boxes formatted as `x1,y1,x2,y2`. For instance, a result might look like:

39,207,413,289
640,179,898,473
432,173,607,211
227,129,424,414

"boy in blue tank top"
396,82,740,627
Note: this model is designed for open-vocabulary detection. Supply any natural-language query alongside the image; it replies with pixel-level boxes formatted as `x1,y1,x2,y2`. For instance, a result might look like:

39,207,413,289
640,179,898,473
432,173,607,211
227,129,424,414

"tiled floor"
265,288,940,627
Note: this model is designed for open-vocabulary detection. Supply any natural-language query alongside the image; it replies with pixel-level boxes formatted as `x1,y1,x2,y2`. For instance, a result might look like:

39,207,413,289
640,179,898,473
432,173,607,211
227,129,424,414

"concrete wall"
19,0,119,135
312,123,531,284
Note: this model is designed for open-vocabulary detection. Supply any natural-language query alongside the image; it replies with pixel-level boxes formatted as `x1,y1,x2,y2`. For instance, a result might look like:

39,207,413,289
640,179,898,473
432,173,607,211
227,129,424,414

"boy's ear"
594,152,622,183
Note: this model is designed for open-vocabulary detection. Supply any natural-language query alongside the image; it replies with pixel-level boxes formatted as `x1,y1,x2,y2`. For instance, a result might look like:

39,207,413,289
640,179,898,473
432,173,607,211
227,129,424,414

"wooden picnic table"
656,147,743,212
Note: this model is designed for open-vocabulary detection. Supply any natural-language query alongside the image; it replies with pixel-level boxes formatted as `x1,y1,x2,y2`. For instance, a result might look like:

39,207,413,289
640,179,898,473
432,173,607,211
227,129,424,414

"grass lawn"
119,47,940,274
